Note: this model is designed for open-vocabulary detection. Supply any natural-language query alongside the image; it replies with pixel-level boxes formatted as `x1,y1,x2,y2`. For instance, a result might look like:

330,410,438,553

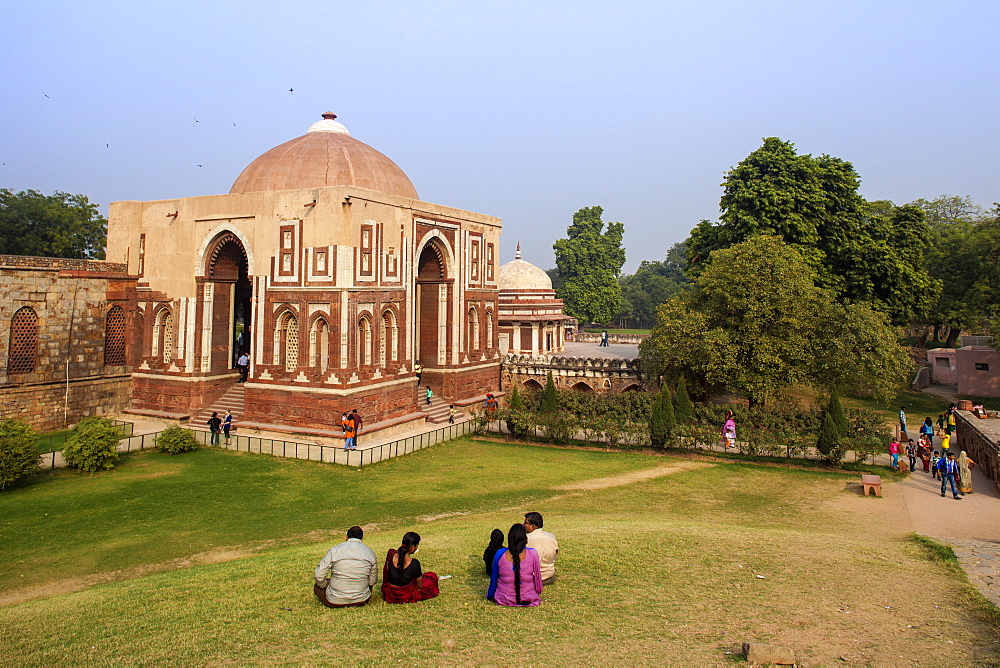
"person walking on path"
448,405,456,424
888,438,901,470
208,412,222,445
938,452,962,500
905,439,917,472
940,430,952,459
223,409,234,445
958,451,977,495
920,417,934,444
931,451,941,479
918,438,932,472
898,407,907,436
425,385,433,405
600,330,609,347
722,411,737,449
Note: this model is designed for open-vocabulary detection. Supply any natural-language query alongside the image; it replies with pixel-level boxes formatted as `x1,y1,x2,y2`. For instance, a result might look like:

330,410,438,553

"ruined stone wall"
501,353,644,395
955,411,1000,494
0,256,136,430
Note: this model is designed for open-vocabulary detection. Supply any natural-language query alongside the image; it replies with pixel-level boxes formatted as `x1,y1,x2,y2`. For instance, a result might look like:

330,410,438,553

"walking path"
897,461,1000,607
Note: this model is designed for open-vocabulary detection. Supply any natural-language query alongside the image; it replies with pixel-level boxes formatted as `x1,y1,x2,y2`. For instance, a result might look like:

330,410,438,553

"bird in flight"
197,164,204,167
288,88,294,94
105,144,109,148
42,92,50,99
194,117,200,123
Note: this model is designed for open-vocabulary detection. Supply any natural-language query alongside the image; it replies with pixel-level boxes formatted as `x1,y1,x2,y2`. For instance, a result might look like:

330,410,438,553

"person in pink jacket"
888,439,900,470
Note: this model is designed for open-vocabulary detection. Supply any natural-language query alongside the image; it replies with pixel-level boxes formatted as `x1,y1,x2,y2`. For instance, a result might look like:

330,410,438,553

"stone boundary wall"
955,410,1000,494
502,353,644,395
0,375,132,431
0,255,128,273
572,332,647,344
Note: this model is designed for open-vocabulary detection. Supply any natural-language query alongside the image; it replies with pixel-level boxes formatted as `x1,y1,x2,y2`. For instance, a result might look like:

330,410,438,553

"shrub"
155,426,200,454
539,371,559,413
674,378,694,426
0,420,40,490
62,417,121,473
508,383,524,410
649,384,675,447
827,393,848,438
536,411,573,444
815,411,844,465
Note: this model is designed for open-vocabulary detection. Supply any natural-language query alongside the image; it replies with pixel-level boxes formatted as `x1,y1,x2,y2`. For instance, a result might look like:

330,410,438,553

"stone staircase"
419,396,453,424
192,383,245,429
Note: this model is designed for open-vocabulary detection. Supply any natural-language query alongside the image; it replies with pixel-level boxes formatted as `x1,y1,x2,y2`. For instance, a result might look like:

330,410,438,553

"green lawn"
34,430,72,454
845,388,951,423
0,440,997,664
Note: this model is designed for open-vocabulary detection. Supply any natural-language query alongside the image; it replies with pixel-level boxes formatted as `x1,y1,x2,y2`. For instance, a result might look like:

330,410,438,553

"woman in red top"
381,532,439,604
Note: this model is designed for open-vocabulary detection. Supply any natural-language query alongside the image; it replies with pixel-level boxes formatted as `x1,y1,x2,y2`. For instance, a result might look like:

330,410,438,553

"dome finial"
307,112,350,136
515,242,521,260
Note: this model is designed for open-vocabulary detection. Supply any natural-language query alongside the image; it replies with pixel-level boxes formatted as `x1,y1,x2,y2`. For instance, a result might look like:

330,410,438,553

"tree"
615,242,691,328
553,206,626,324
673,377,694,426
827,393,848,439
641,236,911,406
539,371,559,413
0,420,40,490
649,384,675,447
685,138,938,325
815,411,842,465
0,189,107,259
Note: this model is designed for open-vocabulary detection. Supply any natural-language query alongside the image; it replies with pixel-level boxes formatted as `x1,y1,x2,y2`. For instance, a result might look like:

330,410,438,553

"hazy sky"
2,1,997,272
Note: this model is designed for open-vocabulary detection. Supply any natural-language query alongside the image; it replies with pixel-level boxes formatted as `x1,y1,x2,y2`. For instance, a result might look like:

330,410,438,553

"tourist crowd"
892,404,977,500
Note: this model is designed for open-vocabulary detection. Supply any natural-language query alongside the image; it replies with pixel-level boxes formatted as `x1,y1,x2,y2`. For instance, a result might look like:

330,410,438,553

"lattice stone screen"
8,306,38,374
104,306,127,365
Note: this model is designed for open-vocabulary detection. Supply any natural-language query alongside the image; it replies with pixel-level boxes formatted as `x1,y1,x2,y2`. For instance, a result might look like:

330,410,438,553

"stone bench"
861,474,882,497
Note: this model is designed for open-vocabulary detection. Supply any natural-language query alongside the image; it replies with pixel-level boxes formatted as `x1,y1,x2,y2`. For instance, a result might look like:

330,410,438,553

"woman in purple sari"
487,523,543,607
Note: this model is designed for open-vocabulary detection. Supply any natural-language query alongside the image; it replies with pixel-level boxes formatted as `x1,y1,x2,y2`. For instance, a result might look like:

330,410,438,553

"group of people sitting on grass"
313,512,559,608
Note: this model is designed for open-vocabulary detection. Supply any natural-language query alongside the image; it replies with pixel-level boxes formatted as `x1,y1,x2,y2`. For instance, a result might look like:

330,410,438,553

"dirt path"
554,461,713,490
898,464,1000,606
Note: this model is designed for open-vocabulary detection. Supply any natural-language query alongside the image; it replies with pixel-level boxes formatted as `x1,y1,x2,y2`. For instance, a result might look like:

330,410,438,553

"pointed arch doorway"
204,232,252,374
415,238,451,369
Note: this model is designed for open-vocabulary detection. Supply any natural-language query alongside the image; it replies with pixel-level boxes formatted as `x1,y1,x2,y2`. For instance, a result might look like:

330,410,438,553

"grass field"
845,388,951,423
0,439,997,664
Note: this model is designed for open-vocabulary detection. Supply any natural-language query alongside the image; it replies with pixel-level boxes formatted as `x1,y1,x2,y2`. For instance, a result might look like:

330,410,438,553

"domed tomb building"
106,113,502,434
497,245,573,355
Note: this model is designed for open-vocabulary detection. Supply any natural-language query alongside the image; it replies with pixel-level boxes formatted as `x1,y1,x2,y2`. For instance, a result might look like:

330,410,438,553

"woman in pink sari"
487,523,543,607
381,532,439,604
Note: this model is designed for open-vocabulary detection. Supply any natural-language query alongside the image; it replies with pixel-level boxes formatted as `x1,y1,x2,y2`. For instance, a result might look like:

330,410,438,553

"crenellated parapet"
501,353,644,394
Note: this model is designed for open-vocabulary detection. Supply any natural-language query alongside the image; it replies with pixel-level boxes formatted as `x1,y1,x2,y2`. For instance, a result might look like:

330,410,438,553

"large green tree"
641,236,910,406
0,189,107,259
553,206,625,324
914,195,992,346
686,138,938,325
616,242,691,328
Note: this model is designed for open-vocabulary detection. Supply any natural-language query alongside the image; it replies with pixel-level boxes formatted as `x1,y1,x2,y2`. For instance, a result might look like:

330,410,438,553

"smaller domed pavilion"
497,244,574,355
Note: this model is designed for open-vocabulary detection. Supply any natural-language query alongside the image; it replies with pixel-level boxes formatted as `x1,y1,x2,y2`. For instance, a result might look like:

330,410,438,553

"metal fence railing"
43,419,475,470
37,419,135,461
187,419,475,467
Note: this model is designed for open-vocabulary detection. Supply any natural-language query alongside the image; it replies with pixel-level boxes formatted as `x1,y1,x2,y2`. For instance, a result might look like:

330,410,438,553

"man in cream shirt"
524,511,558,585
314,525,378,607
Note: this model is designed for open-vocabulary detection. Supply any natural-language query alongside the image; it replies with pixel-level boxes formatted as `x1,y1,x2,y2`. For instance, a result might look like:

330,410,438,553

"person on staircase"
425,385,433,406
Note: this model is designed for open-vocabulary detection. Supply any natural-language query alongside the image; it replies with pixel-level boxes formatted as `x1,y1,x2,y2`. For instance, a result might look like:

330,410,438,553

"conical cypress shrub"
649,384,675,447
674,377,694,426
539,370,559,413
816,411,840,458
827,393,848,438
509,383,524,410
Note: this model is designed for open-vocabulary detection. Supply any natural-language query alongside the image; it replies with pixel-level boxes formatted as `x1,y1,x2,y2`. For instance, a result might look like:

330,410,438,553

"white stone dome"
498,246,553,291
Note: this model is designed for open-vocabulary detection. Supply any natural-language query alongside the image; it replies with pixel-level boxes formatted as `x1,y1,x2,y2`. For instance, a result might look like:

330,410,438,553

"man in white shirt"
314,525,378,607
524,511,558,585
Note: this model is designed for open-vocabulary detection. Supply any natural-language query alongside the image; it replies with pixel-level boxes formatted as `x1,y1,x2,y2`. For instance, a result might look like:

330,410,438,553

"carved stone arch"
571,381,594,393
195,225,255,278
380,306,399,366
414,231,455,280
523,379,543,391
622,384,642,392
